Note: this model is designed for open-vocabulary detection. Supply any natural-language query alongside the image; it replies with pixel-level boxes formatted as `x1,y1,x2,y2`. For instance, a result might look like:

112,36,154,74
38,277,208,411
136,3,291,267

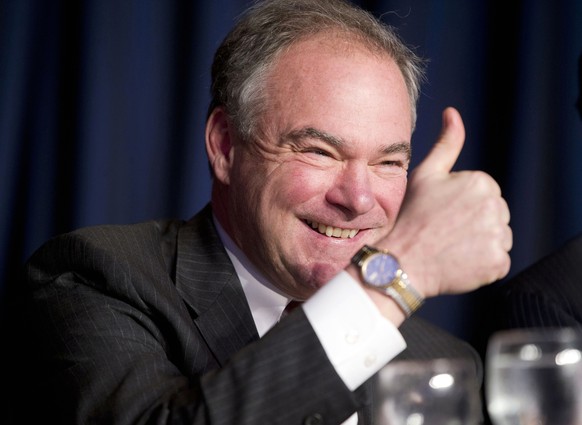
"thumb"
415,107,466,178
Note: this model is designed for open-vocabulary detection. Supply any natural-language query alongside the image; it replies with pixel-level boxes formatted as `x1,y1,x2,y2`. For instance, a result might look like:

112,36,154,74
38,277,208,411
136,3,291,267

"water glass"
375,358,482,425
486,327,582,425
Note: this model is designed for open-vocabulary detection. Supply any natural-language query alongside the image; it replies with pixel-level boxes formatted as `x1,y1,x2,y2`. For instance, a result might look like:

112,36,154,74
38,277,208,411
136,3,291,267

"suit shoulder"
24,219,184,289
71,219,183,246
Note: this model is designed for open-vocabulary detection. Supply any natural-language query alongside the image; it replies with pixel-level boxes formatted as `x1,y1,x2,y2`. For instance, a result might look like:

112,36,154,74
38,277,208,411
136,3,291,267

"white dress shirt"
214,219,406,424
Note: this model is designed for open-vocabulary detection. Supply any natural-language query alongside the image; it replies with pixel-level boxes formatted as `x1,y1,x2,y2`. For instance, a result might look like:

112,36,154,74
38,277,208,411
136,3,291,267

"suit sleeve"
20,224,362,425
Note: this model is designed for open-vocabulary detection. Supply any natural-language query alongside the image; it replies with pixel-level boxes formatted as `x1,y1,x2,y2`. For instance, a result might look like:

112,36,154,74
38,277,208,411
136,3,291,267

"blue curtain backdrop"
1,0,582,353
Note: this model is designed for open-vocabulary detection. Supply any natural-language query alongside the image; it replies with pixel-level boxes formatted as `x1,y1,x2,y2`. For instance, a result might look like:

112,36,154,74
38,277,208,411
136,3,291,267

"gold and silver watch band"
382,269,424,316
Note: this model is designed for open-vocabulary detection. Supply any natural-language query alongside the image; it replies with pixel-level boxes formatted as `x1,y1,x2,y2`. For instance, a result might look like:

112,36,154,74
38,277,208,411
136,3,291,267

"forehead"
271,32,398,80
261,33,412,146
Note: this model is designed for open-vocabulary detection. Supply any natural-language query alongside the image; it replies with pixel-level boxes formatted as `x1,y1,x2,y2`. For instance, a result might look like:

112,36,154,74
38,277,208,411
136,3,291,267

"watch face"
362,253,399,286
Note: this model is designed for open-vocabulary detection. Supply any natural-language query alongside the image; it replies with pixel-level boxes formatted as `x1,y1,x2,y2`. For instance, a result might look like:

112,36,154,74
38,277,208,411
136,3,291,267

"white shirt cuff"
302,271,406,391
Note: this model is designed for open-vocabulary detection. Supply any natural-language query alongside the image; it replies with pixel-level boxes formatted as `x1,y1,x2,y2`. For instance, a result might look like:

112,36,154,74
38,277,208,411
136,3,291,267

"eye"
376,159,408,177
304,148,332,157
382,160,405,168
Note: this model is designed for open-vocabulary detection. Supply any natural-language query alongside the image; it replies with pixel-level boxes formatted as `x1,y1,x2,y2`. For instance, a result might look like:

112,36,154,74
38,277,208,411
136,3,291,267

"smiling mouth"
305,220,359,239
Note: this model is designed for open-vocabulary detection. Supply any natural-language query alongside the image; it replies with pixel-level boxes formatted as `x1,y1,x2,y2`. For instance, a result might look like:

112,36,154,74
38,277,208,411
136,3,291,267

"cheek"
374,176,407,215
275,166,328,204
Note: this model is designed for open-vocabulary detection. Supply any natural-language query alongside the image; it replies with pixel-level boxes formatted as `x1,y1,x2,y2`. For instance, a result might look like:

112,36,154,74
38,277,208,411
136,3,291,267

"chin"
308,262,344,289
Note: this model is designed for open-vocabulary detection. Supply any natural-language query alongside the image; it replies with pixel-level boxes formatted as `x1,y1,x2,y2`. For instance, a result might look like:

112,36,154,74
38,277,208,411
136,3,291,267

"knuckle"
469,170,499,194
489,249,511,281
505,226,514,250
481,196,500,215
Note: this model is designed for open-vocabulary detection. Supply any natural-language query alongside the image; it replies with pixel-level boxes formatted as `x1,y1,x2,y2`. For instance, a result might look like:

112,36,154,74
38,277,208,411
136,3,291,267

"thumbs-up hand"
379,107,512,298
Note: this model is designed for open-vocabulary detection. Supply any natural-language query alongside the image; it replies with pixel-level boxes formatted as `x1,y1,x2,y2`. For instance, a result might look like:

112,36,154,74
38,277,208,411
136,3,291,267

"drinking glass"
375,358,482,425
485,327,582,425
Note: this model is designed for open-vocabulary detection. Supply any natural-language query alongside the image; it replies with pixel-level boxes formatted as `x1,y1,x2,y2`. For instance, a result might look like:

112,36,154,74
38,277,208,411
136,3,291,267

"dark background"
1,0,582,360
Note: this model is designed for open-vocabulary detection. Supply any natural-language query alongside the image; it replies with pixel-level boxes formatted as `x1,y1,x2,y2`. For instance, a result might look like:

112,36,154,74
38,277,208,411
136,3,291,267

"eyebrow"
286,127,343,147
284,126,411,161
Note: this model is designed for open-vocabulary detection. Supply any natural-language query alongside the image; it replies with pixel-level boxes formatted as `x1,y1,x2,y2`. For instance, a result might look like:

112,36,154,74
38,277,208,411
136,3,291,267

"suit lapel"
174,205,259,366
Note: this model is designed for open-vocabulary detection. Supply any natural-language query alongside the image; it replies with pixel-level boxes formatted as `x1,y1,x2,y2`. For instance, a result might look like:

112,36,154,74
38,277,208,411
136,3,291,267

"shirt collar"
213,216,291,337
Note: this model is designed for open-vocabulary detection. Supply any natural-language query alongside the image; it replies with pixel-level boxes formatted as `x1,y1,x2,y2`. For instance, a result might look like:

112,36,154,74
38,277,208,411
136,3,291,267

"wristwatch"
351,245,424,316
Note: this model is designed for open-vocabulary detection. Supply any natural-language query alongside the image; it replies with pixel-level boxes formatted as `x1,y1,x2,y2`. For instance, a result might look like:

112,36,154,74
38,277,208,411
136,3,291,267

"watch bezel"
359,250,400,287
351,245,424,316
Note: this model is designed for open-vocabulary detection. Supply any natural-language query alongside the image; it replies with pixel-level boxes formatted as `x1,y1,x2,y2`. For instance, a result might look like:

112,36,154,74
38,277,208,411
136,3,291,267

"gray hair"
209,0,426,140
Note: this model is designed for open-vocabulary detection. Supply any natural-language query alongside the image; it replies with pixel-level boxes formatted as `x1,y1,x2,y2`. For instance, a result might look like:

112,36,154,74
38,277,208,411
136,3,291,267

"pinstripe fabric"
21,204,482,424
503,234,582,329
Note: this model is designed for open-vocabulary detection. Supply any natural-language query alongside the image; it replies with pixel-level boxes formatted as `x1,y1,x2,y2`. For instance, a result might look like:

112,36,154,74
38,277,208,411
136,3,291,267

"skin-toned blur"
208,33,412,301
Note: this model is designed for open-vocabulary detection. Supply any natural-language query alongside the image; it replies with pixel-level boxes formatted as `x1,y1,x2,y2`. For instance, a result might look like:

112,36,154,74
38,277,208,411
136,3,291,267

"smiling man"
208,32,413,301
20,1,512,424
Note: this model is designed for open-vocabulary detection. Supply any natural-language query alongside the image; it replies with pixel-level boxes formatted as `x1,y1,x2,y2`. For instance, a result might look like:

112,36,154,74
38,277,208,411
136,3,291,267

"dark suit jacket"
19,205,482,424
502,233,582,329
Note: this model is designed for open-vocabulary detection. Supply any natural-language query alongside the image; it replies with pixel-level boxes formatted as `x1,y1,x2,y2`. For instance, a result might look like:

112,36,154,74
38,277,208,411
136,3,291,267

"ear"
206,107,235,185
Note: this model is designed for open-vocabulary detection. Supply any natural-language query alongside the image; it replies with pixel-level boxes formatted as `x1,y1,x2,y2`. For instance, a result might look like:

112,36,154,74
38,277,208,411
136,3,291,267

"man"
500,52,582,330
20,0,511,424
502,233,582,329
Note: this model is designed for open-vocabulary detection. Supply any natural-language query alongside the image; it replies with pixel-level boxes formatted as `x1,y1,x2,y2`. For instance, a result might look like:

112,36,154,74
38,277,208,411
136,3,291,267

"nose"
325,161,375,217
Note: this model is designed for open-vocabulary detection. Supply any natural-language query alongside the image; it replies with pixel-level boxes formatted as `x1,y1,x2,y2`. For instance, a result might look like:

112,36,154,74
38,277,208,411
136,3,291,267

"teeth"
307,220,359,239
